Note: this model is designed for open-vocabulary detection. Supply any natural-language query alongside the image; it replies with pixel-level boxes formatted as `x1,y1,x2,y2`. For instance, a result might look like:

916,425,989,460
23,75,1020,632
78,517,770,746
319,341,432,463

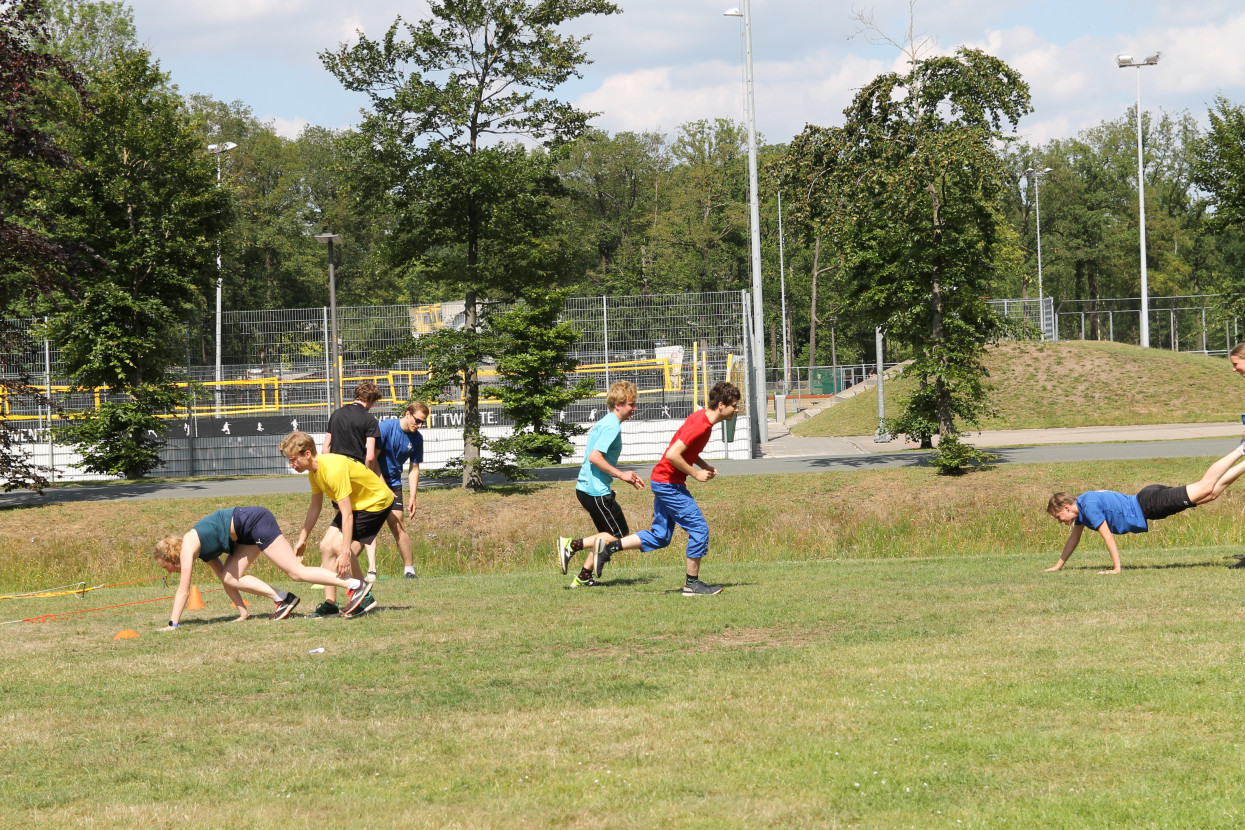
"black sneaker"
309,600,339,618
343,587,372,616
682,580,722,596
593,537,611,579
272,593,301,620
557,536,575,575
344,592,378,617
403,571,418,579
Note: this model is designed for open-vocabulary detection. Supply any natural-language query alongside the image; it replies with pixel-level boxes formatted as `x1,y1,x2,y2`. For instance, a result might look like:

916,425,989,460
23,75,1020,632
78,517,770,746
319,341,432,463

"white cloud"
267,115,312,140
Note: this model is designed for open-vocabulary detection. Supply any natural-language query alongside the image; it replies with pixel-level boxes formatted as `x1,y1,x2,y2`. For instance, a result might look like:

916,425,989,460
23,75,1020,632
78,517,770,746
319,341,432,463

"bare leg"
580,532,616,572
320,528,342,605
387,510,414,569
1187,448,1245,503
206,556,276,620
261,537,353,589
363,539,378,576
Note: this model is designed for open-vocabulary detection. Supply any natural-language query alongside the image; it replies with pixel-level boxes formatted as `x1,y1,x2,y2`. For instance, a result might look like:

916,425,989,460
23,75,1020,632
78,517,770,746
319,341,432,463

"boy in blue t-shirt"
1045,445,1245,574
556,381,646,587
367,401,427,579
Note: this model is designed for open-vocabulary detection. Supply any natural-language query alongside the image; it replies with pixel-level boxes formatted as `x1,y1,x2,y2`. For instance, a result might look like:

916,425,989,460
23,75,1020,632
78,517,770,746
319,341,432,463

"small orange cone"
113,629,139,640
186,585,205,610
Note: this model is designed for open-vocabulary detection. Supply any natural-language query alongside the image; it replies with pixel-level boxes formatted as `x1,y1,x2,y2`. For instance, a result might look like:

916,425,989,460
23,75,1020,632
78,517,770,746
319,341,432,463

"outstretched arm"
1095,524,1122,574
1045,524,1084,572
161,531,200,630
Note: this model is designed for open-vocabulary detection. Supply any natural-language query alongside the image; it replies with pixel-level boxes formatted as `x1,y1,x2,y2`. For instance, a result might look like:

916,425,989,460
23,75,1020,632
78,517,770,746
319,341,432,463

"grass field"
7,549,1245,828
6,454,1245,826
793,340,1245,437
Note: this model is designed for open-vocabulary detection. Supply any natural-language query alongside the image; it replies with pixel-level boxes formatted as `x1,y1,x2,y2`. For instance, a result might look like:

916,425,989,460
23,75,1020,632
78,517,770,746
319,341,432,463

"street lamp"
724,4,768,444
314,233,343,410
207,141,237,416
1025,166,1053,339
1117,51,1161,347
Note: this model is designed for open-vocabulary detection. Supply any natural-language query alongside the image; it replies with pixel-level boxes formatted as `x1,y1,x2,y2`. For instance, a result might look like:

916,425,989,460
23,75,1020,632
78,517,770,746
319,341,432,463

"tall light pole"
724,4,767,443
314,233,343,410
1117,52,1161,347
207,141,237,416
776,189,789,394
1025,166,1053,340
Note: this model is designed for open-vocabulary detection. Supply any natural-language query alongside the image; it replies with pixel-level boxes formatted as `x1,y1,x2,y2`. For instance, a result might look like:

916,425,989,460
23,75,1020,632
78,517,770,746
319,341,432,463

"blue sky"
125,0,1245,146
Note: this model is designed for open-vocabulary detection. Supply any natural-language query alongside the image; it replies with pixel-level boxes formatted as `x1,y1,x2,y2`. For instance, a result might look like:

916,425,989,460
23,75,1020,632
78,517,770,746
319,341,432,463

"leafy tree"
322,0,620,489
817,48,1033,442
487,288,595,467
44,48,229,477
43,0,136,73
0,0,96,490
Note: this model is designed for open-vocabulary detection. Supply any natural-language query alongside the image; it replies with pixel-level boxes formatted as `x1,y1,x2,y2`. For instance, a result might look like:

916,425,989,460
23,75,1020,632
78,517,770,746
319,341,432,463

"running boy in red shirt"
595,381,740,595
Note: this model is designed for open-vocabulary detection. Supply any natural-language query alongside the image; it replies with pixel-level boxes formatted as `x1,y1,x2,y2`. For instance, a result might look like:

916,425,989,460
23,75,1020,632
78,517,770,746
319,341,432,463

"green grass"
793,340,1245,437
7,547,1245,827
6,457,1245,824
6,457,1245,592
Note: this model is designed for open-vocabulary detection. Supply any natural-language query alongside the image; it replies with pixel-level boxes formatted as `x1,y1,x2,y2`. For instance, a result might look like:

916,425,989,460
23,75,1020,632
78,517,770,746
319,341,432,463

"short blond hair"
279,430,316,458
1047,492,1075,515
154,534,181,567
405,400,430,417
606,381,638,408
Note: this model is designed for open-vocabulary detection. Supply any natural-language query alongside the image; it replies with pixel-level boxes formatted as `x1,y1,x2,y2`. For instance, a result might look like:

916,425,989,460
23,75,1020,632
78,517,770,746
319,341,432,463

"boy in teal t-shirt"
556,381,646,587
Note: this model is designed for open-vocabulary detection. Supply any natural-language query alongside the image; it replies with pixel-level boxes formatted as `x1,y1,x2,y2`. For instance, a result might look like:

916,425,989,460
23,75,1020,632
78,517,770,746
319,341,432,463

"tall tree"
44,48,229,477
819,48,1032,442
322,0,619,489
43,0,136,73
0,0,94,490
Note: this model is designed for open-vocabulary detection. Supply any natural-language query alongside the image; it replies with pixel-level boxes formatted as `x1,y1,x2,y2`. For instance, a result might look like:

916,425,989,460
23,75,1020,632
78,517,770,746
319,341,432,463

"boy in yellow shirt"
280,430,393,617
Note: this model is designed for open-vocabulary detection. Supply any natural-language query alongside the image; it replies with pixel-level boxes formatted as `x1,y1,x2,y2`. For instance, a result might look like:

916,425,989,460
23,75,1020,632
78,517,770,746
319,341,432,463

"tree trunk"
927,183,954,439
809,235,821,375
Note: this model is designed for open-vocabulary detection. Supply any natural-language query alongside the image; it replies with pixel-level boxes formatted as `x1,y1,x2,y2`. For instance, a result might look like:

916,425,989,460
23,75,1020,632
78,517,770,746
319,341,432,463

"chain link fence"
0,292,754,481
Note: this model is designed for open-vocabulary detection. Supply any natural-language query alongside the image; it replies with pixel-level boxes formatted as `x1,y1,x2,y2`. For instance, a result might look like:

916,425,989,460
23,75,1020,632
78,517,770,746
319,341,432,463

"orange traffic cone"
186,585,205,610
113,629,139,640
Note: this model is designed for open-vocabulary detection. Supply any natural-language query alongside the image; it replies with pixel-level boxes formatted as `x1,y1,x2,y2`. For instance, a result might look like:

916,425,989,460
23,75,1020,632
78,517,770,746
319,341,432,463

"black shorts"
388,484,404,512
1136,484,1194,521
576,489,629,538
331,503,394,546
233,506,284,550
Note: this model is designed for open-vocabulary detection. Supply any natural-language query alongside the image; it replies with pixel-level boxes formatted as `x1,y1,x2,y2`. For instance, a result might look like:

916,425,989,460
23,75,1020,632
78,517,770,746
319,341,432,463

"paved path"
2,421,1241,508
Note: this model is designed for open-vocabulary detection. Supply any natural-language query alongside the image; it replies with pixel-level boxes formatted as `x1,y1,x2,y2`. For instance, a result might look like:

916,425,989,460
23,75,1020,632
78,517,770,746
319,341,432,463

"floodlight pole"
314,233,343,410
208,141,237,416
725,2,768,444
1117,52,1161,347
1025,166,1053,339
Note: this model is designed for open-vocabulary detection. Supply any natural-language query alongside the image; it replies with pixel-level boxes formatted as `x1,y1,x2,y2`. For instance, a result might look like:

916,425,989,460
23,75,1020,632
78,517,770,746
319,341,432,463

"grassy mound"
793,340,1242,437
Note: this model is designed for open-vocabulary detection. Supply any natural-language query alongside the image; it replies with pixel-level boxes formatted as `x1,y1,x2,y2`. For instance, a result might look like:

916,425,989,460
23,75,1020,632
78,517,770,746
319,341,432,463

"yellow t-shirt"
309,453,394,514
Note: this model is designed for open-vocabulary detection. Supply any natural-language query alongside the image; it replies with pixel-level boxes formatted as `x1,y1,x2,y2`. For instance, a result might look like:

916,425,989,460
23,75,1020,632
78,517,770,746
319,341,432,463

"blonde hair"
1232,343,1245,360
606,381,638,408
154,534,182,567
405,400,430,417
1047,492,1075,515
279,430,316,458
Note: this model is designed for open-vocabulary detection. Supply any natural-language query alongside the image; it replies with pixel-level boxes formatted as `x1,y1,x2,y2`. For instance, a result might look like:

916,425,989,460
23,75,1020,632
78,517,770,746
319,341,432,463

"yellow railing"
4,357,691,420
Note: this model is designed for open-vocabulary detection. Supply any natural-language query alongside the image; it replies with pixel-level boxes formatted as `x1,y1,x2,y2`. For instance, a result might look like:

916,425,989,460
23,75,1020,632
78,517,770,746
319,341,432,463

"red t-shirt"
650,409,713,485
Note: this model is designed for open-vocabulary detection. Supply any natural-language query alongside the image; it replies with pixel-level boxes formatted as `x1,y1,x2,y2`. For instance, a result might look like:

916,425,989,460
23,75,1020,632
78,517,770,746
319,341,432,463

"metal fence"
0,291,754,481
1054,295,1241,354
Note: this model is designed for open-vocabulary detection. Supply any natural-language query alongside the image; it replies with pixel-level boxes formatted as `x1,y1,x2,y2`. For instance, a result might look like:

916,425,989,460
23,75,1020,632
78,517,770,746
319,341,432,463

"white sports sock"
347,578,364,592
404,566,416,575
274,590,288,602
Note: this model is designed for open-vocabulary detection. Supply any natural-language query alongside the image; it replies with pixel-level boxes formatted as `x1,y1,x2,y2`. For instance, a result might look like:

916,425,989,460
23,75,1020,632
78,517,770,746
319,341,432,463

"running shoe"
593,537,611,579
272,593,301,620
308,600,339,618
344,592,378,617
343,587,372,616
681,580,722,596
570,575,597,588
557,536,575,575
